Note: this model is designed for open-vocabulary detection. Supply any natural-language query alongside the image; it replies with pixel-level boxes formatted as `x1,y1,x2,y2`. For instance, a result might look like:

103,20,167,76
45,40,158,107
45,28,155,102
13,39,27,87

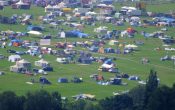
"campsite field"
0,3,175,100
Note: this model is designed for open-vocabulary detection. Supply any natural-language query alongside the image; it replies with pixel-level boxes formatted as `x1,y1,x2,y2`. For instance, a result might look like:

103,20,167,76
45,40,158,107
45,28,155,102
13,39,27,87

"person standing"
2,42,6,48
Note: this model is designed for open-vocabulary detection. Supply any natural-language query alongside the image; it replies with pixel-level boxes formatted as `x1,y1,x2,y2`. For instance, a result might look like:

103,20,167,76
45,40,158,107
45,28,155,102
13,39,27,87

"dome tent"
35,59,49,67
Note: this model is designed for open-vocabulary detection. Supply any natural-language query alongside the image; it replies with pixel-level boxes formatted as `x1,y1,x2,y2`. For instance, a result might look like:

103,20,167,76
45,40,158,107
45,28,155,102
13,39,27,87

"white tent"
0,0,9,6
35,59,49,67
94,26,108,33
97,4,107,7
45,5,52,8
60,31,66,38
10,65,22,72
101,64,113,69
85,11,97,16
58,2,66,8
16,59,31,68
125,44,138,48
45,4,61,12
56,58,68,64
27,31,42,35
130,16,140,21
8,55,21,62
108,40,119,46
16,0,27,5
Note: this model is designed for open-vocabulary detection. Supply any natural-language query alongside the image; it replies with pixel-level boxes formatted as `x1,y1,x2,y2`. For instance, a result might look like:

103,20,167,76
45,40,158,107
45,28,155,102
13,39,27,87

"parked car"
0,71,5,75
0,54,5,59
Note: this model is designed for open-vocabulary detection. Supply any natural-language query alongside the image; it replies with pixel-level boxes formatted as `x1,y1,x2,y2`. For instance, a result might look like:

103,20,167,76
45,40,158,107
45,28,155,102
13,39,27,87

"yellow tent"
62,8,72,12
119,44,124,48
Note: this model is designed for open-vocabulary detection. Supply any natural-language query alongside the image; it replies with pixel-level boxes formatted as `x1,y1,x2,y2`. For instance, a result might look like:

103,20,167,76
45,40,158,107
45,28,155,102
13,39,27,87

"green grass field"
0,3,175,100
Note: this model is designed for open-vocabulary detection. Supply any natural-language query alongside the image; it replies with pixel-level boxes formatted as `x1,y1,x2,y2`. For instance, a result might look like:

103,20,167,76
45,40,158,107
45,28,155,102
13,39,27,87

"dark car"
39,76,51,84
7,49,16,53
71,77,83,83
163,39,175,44
33,68,39,73
42,66,53,71
0,71,5,75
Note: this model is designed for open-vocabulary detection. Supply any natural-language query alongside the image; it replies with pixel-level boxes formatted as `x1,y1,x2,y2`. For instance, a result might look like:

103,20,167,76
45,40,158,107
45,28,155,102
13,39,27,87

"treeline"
1,70,175,110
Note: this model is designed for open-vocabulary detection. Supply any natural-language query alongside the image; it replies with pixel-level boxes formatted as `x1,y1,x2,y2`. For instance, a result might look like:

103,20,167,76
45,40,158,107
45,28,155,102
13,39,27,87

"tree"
84,102,96,110
0,91,24,110
170,84,175,109
129,85,146,110
145,69,158,107
99,94,133,110
24,90,62,110
51,91,62,110
146,69,158,92
16,95,26,110
66,99,86,110
147,85,172,110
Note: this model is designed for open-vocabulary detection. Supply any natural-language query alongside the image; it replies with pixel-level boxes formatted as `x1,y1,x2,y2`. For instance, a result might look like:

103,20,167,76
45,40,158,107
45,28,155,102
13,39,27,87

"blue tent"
66,30,88,38
39,77,51,84
58,78,68,83
104,48,115,53
78,56,92,64
27,25,44,31
11,39,22,43
104,59,113,65
128,76,140,81
111,78,122,85
42,66,53,71
89,46,99,52
100,0,113,5
162,17,175,23
9,39,22,46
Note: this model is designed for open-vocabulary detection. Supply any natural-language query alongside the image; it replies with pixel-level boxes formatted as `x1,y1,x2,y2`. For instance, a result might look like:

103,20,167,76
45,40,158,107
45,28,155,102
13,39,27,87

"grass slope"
0,3,175,99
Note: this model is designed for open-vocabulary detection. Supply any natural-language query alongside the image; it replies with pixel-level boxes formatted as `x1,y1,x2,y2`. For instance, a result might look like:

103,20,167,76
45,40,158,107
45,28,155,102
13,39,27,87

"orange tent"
127,27,133,33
